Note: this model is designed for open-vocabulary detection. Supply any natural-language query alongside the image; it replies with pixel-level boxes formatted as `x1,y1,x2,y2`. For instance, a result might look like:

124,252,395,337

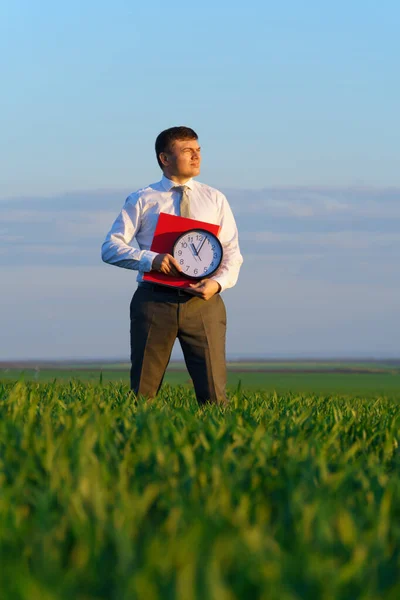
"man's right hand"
152,253,183,277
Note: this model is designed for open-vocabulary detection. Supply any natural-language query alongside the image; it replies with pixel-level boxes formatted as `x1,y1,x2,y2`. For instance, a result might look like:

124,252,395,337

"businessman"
101,126,243,405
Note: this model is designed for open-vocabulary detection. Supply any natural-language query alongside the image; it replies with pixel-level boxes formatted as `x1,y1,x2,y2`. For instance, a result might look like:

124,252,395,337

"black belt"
138,282,191,296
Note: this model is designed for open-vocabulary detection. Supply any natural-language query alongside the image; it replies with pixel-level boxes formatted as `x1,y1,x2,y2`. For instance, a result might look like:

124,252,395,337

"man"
101,126,243,405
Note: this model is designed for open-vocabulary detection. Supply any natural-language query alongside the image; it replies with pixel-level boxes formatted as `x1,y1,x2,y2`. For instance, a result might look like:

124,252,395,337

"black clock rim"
172,228,223,280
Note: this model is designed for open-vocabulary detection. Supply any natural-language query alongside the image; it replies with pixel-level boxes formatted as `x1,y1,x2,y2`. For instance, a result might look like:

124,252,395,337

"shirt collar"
161,174,194,191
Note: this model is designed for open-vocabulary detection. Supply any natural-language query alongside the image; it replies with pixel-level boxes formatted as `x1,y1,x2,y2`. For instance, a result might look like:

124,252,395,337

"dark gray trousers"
129,285,227,405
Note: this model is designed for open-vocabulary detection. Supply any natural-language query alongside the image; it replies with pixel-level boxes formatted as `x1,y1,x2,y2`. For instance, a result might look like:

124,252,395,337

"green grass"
2,365,400,399
0,379,399,599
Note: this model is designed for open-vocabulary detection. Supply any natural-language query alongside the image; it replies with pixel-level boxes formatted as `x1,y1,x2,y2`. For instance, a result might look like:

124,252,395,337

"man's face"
160,138,201,179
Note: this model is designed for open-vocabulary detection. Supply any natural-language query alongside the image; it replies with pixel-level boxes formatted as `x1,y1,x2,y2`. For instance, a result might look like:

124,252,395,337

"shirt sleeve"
101,194,158,271
210,192,243,293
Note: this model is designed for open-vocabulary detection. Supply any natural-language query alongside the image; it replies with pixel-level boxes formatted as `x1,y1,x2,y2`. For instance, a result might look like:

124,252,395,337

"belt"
138,282,191,296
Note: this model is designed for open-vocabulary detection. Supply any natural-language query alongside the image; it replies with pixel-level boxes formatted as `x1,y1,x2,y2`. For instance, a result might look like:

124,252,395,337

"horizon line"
1,356,400,366
2,182,400,203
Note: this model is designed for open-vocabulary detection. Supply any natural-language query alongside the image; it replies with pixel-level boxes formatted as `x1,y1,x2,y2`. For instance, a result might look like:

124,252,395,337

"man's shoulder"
125,181,164,204
193,180,226,199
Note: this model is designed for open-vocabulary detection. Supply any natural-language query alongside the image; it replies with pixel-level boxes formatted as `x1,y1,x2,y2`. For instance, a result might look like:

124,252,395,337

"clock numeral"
181,242,187,248
203,267,208,272
179,259,184,265
211,245,215,250
186,266,190,271
194,268,198,275
213,253,218,259
196,235,203,241
178,250,182,256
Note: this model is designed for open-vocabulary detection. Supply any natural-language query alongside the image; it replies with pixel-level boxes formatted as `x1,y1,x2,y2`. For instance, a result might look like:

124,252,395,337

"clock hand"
190,243,200,261
196,237,207,256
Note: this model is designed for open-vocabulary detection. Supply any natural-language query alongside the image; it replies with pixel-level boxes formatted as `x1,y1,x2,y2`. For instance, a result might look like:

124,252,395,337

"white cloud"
57,211,117,237
0,232,25,242
1,187,400,359
229,189,400,219
237,197,351,218
2,209,116,233
1,210,57,223
241,230,400,250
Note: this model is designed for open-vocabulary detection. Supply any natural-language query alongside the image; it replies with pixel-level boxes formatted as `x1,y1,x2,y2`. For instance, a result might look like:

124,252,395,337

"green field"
0,374,399,599
1,360,400,398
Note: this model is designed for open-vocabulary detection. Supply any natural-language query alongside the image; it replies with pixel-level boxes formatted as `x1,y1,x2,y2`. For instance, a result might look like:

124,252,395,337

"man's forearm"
210,252,243,292
101,237,157,272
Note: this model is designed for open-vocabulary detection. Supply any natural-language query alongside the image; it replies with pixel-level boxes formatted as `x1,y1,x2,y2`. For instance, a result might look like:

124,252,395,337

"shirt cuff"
210,275,227,293
139,250,159,272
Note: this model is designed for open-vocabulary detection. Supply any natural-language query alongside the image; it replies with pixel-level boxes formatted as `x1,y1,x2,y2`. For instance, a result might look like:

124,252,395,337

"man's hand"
186,279,221,301
152,253,183,276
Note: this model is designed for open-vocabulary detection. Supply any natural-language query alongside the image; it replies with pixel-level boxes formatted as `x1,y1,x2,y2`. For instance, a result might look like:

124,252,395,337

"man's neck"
163,172,192,185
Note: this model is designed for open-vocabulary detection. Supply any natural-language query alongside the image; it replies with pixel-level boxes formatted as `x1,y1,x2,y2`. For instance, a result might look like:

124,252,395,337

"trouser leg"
130,288,178,398
178,294,227,405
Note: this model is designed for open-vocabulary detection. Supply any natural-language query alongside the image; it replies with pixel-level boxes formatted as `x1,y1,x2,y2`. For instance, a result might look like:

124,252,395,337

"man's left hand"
186,279,221,301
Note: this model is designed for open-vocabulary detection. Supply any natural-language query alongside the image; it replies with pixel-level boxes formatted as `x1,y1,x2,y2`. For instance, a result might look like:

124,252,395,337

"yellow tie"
175,186,191,218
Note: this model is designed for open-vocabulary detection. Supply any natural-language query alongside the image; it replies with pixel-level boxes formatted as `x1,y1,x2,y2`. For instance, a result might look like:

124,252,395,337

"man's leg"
178,294,227,405
130,287,178,398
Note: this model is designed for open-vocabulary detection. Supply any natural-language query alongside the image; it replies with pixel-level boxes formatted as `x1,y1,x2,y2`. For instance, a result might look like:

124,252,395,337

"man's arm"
187,191,243,300
101,194,158,272
210,192,243,292
101,194,183,276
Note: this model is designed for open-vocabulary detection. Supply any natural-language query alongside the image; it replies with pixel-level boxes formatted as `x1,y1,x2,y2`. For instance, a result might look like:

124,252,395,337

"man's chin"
190,166,201,177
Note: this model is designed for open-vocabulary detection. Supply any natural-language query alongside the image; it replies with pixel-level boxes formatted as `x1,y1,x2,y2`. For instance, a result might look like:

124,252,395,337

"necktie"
175,186,191,219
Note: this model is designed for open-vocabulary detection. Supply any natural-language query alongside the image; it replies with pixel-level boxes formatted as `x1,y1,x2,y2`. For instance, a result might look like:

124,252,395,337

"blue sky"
2,0,400,195
1,1,399,359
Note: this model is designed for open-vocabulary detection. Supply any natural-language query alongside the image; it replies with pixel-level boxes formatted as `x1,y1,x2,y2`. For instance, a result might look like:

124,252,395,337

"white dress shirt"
101,174,243,292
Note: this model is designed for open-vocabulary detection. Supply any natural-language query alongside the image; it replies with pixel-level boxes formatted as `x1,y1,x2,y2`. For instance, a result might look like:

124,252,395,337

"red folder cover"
143,213,221,288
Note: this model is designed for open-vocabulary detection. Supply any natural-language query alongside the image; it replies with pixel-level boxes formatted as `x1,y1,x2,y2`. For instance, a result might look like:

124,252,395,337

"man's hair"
155,126,198,170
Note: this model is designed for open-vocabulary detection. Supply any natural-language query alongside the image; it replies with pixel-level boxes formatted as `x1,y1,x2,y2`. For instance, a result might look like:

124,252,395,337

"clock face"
172,229,223,279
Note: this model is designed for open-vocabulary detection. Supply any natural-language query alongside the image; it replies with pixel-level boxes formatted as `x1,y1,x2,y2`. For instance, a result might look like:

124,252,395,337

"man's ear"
159,152,169,167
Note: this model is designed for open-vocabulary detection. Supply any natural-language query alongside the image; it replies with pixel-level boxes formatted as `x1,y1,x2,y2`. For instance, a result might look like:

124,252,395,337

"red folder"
143,213,221,288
